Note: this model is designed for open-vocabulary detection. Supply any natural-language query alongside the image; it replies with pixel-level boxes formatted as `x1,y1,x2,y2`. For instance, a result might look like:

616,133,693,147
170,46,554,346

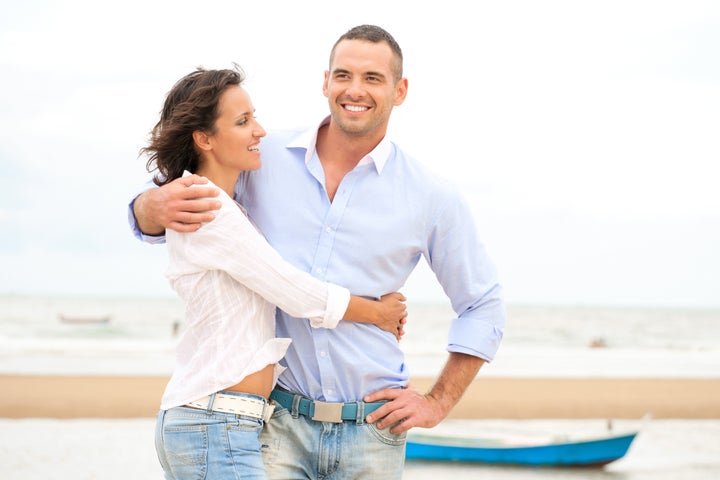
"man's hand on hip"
363,385,445,434
363,352,485,434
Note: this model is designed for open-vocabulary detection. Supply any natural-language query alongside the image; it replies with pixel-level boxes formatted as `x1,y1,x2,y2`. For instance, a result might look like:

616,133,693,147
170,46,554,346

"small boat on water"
59,314,112,325
405,428,639,467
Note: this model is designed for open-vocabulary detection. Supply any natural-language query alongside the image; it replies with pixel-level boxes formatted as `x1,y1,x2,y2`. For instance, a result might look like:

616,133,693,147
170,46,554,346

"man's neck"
317,122,385,168
315,123,383,202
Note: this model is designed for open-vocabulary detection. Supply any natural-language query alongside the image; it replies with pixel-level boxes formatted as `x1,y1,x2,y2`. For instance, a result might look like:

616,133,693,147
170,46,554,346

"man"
130,25,505,479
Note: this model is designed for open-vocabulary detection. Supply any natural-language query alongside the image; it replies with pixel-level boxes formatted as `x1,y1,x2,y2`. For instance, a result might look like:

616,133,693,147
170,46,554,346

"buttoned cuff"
447,318,504,363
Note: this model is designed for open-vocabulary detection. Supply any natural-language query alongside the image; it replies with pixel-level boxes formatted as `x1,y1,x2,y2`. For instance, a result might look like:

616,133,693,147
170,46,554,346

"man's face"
323,39,407,139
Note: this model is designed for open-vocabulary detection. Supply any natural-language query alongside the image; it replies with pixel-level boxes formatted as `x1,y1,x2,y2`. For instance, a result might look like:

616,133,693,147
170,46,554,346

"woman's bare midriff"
225,364,275,399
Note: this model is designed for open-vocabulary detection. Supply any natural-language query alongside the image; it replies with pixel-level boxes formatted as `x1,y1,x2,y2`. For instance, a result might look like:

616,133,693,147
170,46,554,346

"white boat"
59,314,112,325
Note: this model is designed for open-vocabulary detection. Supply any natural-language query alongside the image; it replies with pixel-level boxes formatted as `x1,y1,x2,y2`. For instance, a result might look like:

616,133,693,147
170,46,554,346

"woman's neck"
195,165,238,197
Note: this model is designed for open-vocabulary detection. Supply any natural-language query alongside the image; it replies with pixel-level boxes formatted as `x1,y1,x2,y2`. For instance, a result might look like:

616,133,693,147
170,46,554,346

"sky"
1,0,718,308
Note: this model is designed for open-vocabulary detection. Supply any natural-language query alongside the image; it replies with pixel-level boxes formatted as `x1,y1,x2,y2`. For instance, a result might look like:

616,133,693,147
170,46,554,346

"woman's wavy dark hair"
142,66,246,186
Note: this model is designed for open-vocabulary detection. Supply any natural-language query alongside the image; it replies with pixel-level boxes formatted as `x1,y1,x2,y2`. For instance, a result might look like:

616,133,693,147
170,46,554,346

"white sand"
1,418,719,480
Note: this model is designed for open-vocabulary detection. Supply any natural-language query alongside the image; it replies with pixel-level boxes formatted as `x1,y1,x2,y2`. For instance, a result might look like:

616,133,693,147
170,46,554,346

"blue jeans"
155,392,268,480
260,402,407,479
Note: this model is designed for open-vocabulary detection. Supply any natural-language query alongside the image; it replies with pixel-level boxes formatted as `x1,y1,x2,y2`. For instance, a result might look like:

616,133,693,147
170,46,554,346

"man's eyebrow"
364,70,386,79
332,67,387,79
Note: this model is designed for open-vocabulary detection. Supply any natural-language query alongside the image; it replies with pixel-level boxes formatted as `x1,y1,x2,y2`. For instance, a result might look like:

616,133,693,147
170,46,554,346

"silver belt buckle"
311,400,344,423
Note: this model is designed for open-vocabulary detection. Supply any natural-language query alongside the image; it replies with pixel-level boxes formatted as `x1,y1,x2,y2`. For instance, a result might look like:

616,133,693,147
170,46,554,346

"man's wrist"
133,192,165,236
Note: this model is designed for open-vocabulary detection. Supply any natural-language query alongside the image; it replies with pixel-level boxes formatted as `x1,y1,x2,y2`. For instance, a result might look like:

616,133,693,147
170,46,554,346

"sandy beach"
2,374,718,419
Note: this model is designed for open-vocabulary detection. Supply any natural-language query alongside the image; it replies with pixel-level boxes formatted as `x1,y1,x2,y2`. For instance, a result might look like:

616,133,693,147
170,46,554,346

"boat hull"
405,432,637,467
59,315,111,325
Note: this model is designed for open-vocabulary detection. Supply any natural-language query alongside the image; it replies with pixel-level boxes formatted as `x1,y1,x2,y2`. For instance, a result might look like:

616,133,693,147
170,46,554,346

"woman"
142,66,407,480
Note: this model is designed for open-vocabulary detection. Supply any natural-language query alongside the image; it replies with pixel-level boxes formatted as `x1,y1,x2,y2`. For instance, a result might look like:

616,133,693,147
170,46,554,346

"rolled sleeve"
429,187,506,363
307,284,350,329
447,304,505,362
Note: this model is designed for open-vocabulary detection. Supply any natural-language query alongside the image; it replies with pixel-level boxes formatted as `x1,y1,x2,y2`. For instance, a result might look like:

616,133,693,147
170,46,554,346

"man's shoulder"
265,127,308,146
390,142,457,193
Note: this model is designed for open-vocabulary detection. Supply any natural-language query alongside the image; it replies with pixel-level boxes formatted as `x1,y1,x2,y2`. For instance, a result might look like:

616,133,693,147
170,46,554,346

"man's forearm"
426,352,485,415
132,190,166,236
130,174,221,236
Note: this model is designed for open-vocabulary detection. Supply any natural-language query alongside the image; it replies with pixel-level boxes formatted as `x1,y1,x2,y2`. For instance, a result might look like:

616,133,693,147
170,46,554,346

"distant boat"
405,428,639,467
59,314,112,325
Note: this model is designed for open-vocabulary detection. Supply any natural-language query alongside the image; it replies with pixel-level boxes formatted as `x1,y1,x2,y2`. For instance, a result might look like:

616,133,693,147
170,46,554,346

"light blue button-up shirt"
130,118,505,402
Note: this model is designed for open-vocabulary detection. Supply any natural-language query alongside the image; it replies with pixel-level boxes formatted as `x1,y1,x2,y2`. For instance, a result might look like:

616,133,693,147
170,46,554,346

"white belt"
185,393,274,422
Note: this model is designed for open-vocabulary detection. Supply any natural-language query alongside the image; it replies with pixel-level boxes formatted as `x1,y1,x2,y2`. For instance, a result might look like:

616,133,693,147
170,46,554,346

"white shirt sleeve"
167,182,350,329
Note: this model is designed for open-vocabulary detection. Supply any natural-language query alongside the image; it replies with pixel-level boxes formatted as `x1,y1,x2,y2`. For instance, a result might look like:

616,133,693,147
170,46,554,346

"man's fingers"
174,198,222,214
364,387,402,404
167,221,203,233
166,208,215,231
176,210,216,224
179,186,221,201
179,174,209,187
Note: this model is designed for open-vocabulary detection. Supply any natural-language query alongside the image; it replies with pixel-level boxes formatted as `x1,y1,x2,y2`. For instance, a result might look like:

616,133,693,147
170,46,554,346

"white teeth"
345,105,367,112
248,146,259,151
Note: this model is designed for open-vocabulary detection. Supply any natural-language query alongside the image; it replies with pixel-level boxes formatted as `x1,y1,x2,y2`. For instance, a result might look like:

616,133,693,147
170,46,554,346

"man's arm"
131,174,222,236
364,352,484,434
363,185,504,433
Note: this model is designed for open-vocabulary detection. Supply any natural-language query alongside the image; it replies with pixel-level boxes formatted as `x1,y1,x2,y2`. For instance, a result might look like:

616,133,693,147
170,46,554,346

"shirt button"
327,389,334,395
325,226,332,233
319,351,327,357
316,267,323,274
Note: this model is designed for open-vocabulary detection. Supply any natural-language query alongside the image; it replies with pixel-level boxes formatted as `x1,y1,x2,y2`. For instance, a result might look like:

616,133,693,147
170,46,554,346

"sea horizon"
1,294,719,379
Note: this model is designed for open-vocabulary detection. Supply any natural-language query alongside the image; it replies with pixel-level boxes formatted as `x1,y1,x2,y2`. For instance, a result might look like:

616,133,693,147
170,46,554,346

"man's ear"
193,130,212,151
322,70,330,98
393,78,408,106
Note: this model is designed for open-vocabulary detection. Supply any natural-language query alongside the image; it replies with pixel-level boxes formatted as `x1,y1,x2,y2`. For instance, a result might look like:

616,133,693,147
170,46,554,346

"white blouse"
160,174,350,410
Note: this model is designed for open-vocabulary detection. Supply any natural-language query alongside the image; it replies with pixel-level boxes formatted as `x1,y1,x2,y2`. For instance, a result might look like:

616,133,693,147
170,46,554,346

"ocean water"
1,294,719,378
1,295,719,479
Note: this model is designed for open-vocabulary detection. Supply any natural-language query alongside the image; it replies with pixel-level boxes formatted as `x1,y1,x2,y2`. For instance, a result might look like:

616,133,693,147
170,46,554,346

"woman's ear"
193,130,212,151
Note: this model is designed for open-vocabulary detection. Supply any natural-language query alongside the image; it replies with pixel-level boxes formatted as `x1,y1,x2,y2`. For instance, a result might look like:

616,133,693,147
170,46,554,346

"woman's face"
206,85,266,172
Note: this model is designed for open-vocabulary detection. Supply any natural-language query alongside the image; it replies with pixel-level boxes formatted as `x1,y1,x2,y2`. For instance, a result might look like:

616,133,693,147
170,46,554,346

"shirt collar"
287,116,392,174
